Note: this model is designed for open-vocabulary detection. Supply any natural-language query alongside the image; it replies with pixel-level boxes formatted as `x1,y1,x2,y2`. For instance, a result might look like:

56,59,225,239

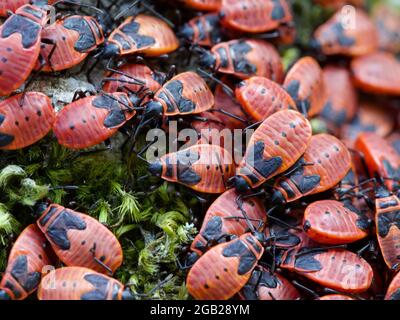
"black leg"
89,242,113,276
41,38,57,73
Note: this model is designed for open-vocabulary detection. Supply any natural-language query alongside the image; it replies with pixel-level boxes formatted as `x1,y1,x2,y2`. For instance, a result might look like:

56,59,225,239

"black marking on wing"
332,23,356,47
383,159,400,188
92,94,127,128
1,15,41,49
222,239,257,275
377,210,400,238
10,255,41,292
87,18,103,40
321,100,347,126
111,283,122,300
81,274,110,300
4,281,22,299
112,33,131,50
164,157,174,178
201,216,223,241
195,19,206,41
246,141,282,178
164,80,196,113
343,202,370,231
392,139,400,155
245,235,263,254
389,289,400,300
285,80,300,100
271,0,285,20
279,180,296,198
39,205,59,226
120,21,155,49
206,15,222,44
46,209,87,250
22,6,44,19
177,161,201,185
289,164,320,194
216,47,229,68
63,16,96,52
230,41,256,75
0,113,14,147
294,249,324,272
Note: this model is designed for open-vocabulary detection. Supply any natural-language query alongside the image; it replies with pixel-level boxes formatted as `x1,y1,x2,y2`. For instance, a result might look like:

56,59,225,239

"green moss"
0,136,197,299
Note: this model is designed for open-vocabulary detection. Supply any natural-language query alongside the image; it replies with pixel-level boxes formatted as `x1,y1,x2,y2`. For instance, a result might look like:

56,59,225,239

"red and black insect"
199,39,283,81
283,56,326,117
0,224,55,300
188,188,266,263
102,14,179,58
351,51,400,96
37,14,106,72
235,76,297,122
38,267,133,300
232,110,312,192
385,270,400,300
280,248,373,293
238,265,301,300
53,91,137,150
354,132,400,192
374,186,400,271
143,71,214,119
186,232,266,300
303,200,369,245
179,13,223,47
179,0,221,11
320,65,358,131
312,8,378,57
148,144,235,194
36,203,123,274
219,0,293,34
0,92,55,150
0,4,49,96
271,134,352,204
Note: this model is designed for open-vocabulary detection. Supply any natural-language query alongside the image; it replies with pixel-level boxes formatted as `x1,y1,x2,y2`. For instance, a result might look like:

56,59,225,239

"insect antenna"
266,208,303,232
235,195,256,234
295,245,348,258
114,0,175,29
139,0,175,29
197,68,234,97
52,0,106,16
196,67,251,123
114,0,140,20
133,274,174,299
